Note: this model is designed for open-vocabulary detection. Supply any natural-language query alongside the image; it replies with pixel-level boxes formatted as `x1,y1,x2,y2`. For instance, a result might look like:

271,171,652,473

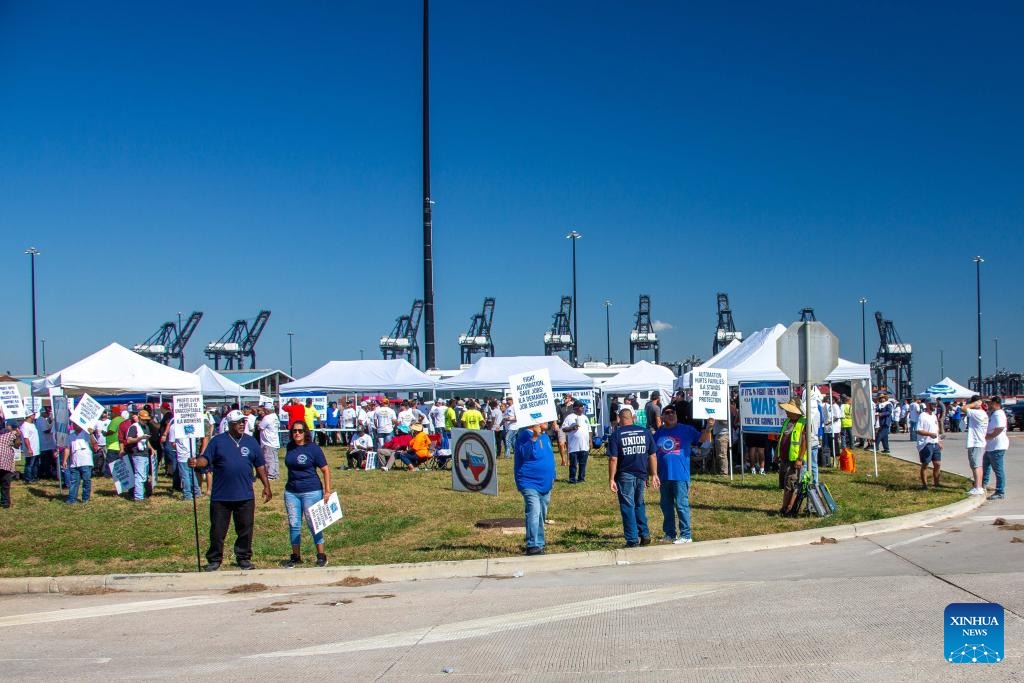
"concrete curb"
0,494,986,595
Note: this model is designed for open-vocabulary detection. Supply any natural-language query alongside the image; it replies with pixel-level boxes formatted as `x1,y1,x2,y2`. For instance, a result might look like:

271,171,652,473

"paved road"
1,432,1020,681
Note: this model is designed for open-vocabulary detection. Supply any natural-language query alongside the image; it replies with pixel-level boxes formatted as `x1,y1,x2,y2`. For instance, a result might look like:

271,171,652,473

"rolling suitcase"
807,486,830,517
817,482,837,513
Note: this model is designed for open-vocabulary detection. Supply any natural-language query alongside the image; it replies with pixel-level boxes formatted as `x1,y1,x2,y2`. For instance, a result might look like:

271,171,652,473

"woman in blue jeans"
514,422,556,556
283,422,332,567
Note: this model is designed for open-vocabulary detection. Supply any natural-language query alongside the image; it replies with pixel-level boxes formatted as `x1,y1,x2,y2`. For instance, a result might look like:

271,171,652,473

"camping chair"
425,433,451,470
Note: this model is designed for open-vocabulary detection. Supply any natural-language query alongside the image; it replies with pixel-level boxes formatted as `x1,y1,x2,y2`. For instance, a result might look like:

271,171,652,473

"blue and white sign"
945,602,1003,663
738,381,791,433
509,368,556,428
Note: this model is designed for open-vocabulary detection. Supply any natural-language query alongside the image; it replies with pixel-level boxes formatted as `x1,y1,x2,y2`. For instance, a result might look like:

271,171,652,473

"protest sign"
280,395,327,423
0,382,26,420
553,389,596,417
692,368,729,419
109,455,134,495
851,378,874,440
451,428,498,496
738,381,791,433
363,452,378,470
53,396,71,448
509,368,556,428
305,492,344,534
172,394,205,439
70,393,104,431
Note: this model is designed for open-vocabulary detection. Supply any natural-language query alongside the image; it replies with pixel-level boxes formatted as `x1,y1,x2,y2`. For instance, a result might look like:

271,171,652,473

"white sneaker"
967,487,985,496
759,468,765,475
673,537,693,544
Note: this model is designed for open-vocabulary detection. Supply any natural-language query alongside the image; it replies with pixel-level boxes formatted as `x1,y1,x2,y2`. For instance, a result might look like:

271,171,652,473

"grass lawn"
0,447,967,577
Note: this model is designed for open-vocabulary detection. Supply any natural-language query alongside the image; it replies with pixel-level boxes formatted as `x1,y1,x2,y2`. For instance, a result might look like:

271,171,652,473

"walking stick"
189,439,201,571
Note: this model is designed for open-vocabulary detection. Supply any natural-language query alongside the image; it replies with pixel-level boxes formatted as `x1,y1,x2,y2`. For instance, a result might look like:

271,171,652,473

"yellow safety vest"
780,417,806,462
841,404,852,428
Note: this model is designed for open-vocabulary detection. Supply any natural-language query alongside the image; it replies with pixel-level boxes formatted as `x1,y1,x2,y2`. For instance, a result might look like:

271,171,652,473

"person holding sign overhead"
514,421,556,556
189,410,271,571
281,421,331,568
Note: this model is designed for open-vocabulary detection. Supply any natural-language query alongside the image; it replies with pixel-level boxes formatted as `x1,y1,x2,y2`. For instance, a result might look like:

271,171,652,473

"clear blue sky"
2,1,1021,385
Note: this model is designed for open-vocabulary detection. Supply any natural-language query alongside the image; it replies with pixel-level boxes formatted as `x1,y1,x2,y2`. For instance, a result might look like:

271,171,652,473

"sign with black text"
172,394,205,439
0,383,26,420
509,368,556,428
738,381,791,433
69,393,104,431
692,368,729,419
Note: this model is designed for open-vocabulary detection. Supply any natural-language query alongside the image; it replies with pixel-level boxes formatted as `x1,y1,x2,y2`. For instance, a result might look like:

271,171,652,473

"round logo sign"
240,446,251,457
453,431,495,493
297,453,308,465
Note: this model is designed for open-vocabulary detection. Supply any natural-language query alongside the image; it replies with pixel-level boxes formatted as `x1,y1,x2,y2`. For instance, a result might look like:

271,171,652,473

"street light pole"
940,349,944,378
41,339,47,375
973,256,983,388
566,230,582,366
359,348,364,360
26,247,40,375
604,299,612,365
994,337,999,371
858,297,867,363
287,332,294,378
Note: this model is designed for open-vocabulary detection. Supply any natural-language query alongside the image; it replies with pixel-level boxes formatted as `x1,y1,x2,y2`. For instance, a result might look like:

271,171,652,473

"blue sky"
1,1,1021,385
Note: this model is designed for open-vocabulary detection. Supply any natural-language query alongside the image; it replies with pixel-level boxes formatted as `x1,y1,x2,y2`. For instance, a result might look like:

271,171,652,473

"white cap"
226,409,245,423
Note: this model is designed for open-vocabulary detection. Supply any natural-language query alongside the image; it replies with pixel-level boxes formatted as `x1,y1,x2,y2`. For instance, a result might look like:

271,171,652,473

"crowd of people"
0,385,1012,564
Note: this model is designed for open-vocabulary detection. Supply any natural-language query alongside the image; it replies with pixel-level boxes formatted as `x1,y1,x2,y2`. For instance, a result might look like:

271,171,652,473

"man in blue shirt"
190,410,272,571
653,406,709,544
607,408,657,548
514,421,555,556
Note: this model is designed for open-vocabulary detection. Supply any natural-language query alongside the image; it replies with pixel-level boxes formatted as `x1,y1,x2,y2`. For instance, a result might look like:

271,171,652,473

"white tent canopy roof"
694,324,871,385
439,355,594,392
919,377,974,399
193,365,260,399
32,343,202,396
601,360,676,399
675,339,742,389
280,359,437,393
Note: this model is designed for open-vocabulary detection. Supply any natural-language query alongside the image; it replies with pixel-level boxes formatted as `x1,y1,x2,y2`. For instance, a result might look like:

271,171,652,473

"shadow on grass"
691,502,772,514
412,542,506,553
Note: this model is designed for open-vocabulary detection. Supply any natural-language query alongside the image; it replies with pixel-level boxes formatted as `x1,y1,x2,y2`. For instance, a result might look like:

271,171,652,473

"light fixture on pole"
566,230,582,366
26,247,40,375
973,256,983,388
287,332,294,378
359,348,364,360
858,297,867,363
604,299,612,365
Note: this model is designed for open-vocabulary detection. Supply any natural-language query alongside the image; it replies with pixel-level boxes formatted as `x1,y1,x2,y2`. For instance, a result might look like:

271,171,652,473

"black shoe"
203,562,221,572
237,560,254,570
316,553,328,567
525,547,545,556
639,536,651,546
283,554,302,568
624,541,640,548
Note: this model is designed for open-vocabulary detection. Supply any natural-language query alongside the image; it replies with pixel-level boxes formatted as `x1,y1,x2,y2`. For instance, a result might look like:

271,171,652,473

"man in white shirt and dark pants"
561,401,592,484
963,395,989,496
983,396,1009,500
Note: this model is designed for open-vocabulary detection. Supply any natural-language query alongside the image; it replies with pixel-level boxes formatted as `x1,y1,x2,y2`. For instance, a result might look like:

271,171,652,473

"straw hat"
778,399,803,416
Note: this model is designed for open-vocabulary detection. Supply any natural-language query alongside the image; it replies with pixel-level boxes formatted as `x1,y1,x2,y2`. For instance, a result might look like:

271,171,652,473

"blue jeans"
876,425,890,452
809,446,820,485
568,450,589,482
177,461,200,499
23,455,39,482
616,472,649,543
982,450,1006,496
131,455,150,500
67,465,92,503
284,489,325,546
504,429,518,457
520,488,550,550
908,420,917,441
660,479,691,540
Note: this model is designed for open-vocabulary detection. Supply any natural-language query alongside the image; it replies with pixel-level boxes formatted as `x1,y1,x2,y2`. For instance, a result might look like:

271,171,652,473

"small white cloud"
652,320,673,332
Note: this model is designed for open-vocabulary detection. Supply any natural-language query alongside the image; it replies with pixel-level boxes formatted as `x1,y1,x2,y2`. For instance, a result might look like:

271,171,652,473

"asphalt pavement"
0,431,1020,681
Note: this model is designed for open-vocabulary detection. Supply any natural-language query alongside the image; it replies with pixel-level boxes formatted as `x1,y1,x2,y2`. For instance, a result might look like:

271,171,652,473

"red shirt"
283,404,307,429
382,434,413,451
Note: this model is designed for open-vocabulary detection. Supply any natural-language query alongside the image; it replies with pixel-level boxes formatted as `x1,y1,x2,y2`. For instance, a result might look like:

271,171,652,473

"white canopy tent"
193,365,260,399
674,338,742,390
692,324,871,386
280,359,437,393
32,343,202,396
599,360,676,430
919,377,974,400
439,355,594,392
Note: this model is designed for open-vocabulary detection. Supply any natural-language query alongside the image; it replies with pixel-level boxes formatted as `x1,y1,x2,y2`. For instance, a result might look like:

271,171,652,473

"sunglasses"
290,428,307,434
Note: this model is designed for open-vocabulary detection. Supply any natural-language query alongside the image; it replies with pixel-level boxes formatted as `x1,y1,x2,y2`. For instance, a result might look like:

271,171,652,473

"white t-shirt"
428,405,445,430
503,405,518,430
19,421,40,457
355,408,369,428
985,409,1009,452
965,408,989,449
397,409,415,428
259,413,281,449
243,414,257,436
37,417,56,451
561,413,591,453
908,402,922,421
167,418,192,462
342,407,357,429
374,407,396,433
351,433,374,451
67,430,94,468
916,412,939,448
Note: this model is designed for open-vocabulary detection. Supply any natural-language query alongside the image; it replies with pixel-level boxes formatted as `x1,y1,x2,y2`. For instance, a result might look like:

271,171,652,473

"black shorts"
744,433,768,449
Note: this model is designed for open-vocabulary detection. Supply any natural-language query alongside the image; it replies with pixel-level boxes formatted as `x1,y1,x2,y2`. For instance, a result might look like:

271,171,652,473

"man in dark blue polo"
190,409,272,571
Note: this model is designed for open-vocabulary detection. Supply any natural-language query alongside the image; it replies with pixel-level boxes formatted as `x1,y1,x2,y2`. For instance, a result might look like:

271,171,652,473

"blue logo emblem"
529,411,543,420
944,603,1003,663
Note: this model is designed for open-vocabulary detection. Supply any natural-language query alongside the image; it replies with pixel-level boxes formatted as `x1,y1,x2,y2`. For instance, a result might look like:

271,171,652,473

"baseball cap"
226,409,245,423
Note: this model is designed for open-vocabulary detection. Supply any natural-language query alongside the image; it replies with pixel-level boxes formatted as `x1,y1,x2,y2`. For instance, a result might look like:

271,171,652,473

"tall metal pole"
994,337,999,371
974,256,983,389
858,297,867,363
26,247,40,375
41,339,46,375
421,0,436,371
604,299,612,365
566,230,581,366
940,349,944,378
287,332,294,378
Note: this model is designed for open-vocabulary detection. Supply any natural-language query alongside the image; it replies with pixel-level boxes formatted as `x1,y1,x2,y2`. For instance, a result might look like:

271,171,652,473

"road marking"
971,515,1024,522
0,657,111,664
868,530,948,555
0,593,289,628
251,582,744,659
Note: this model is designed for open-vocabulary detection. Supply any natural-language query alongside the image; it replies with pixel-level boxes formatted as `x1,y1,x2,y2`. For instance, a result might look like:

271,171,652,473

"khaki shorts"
781,460,800,492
